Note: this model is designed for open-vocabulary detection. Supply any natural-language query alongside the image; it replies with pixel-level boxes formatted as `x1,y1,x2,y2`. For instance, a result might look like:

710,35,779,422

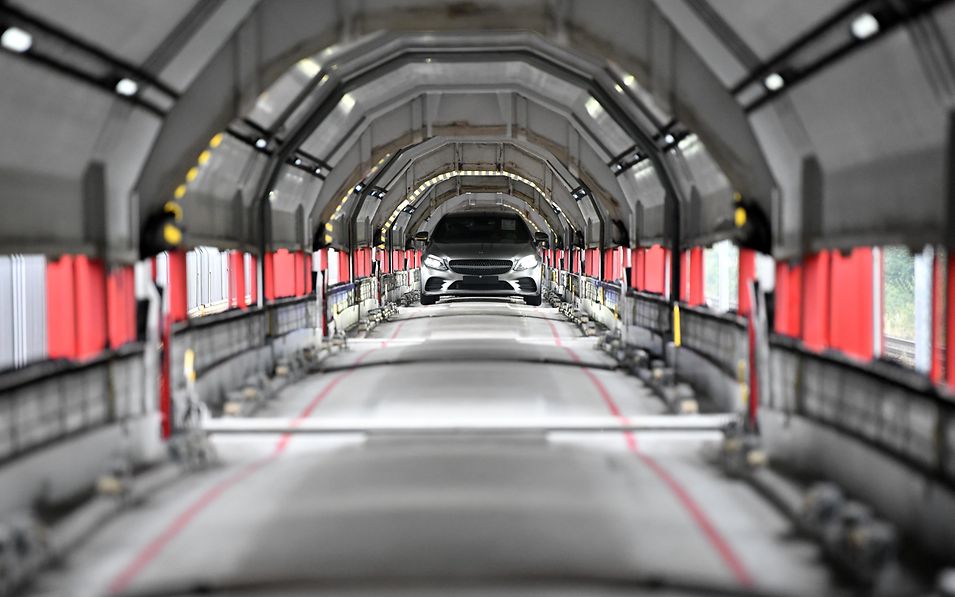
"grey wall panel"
787,30,949,250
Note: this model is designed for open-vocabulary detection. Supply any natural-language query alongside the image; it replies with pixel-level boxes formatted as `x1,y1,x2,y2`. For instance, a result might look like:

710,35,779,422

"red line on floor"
107,342,384,594
549,320,753,587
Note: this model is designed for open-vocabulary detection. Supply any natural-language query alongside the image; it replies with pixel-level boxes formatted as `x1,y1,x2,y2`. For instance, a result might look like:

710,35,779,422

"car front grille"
448,259,512,276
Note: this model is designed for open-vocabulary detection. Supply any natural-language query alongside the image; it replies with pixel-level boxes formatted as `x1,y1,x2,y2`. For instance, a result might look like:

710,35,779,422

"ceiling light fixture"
0,27,32,53
763,73,785,91
115,78,139,97
850,13,880,40
255,138,268,149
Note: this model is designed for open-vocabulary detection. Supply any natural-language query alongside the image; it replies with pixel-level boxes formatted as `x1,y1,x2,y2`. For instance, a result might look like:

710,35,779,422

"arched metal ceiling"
1,0,952,263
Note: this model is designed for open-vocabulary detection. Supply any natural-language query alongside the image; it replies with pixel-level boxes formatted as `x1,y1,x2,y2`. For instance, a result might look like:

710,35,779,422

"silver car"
417,211,546,306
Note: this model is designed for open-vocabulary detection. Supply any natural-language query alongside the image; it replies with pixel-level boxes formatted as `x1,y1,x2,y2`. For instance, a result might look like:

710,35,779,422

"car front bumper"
420,264,542,297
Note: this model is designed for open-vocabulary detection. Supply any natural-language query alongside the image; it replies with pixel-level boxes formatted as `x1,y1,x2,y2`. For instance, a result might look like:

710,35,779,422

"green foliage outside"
882,246,915,340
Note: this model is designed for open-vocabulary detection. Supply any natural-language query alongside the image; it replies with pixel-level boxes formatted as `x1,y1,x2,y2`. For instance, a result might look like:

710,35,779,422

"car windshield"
431,214,531,244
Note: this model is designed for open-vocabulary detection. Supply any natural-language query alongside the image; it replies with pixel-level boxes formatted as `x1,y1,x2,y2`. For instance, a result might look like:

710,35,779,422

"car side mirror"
533,232,548,245
414,231,429,243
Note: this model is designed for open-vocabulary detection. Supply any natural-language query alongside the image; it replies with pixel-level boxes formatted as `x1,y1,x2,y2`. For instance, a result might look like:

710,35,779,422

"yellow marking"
198,149,211,166
163,223,182,246
163,201,183,221
184,348,196,383
734,206,747,228
174,184,187,199
324,222,334,231
209,133,223,148
673,304,682,347
186,167,199,182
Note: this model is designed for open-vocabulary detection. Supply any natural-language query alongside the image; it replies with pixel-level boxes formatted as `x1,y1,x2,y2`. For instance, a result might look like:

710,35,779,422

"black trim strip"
12,49,166,117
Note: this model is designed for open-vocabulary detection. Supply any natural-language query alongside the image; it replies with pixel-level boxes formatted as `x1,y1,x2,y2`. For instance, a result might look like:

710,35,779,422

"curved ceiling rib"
174,32,709,262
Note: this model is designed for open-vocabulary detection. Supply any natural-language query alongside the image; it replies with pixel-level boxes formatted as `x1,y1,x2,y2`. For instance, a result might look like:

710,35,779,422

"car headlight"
513,254,540,271
423,254,448,271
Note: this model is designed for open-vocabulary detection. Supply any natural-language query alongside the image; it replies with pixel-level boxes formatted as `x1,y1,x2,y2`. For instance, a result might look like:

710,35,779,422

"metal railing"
768,337,955,488
0,346,145,464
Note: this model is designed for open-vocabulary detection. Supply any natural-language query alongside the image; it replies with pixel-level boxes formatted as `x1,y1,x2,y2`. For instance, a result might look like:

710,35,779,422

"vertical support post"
915,246,934,373
738,249,757,316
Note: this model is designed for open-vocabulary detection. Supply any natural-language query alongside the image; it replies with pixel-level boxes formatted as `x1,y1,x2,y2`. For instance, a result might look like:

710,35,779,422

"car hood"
428,242,535,260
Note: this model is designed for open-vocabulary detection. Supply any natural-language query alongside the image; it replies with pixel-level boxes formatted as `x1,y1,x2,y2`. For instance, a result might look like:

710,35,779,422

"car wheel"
420,294,438,305
523,293,542,306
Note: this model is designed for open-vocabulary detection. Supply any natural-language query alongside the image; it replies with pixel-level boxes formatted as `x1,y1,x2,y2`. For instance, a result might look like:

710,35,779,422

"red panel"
632,248,645,290
738,249,757,316
46,256,77,359
415,250,421,268
263,252,275,301
644,245,666,295
931,254,944,383
830,248,873,360
74,255,107,359
680,251,689,300
229,251,245,309
688,248,705,307
602,248,624,282
305,253,313,294
319,248,328,272
338,251,350,283
802,251,831,351
107,266,136,349
294,251,305,296
947,256,955,388
167,251,188,322
248,255,258,305
774,262,803,337
272,249,296,298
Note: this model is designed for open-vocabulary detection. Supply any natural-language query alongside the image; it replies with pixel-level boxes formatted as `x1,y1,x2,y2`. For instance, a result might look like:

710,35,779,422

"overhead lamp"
1,27,32,53
663,134,675,145
354,183,364,193
294,158,302,166
850,13,880,40
314,168,322,175
115,78,139,97
763,73,785,91
255,138,268,149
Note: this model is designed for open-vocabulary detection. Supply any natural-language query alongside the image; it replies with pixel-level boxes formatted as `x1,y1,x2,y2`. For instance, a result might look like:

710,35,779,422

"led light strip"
381,169,562,241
